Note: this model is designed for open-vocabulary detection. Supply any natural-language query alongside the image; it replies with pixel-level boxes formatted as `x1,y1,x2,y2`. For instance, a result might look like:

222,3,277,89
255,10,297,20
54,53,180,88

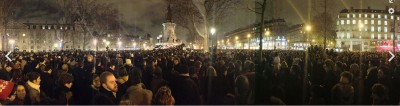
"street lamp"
210,27,216,48
305,25,312,48
22,33,25,37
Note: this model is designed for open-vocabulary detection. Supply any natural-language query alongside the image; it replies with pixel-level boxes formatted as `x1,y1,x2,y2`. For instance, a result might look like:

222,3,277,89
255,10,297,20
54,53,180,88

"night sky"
13,0,391,42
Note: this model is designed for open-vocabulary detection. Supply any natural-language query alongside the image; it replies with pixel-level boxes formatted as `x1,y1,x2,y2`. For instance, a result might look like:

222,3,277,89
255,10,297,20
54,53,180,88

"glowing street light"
305,25,312,31
106,41,110,46
9,39,15,44
93,39,98,45
210,28,216,35
23,33,26,37
235,36,239,40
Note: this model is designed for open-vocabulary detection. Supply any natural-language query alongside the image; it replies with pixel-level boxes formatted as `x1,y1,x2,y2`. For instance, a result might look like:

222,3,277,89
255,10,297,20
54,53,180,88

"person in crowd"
143,57,157,89
235,75,250,105
4,84,30,105
323,59,337,104
54,73,74,105
331,71,354,105
309,85,326,105
151,67,168,94
201,66,218,104
169,64,201,105
106,63,117,77
116,67,129,102
371,83,390,105
39,65,56,99
91,71,119,105
153,86,175,105
285,64,303,105
125,68,153,105
0,62,13,81
25,72,53,104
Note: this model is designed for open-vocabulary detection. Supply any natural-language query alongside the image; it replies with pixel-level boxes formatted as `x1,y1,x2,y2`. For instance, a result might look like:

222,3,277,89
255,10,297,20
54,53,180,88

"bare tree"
57,0,120,50
170,0,241,52
1,0,21,51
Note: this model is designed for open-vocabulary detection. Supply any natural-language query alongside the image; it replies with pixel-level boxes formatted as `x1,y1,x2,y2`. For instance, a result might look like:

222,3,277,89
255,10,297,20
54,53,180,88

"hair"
91,74,100,84
61,64,69,71
194,61,202,68
26,72,40,82
119,67,128,76
324,59,335,70
243,60,255,73
153,86,175,105
205,66,217,77
340,71,354,83
129,68,142,85
100,71,114,84
349,63,360,74
58,73,74,86
372,83,388,98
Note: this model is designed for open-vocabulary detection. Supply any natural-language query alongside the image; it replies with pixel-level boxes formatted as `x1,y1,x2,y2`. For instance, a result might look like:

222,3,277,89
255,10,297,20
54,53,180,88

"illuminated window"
371,20,374,24
353,14,356,18
378,15,381,18
378,20,381,25
391,16,394,19
365,27,368,31
347,20,350,24
385,15,387,19
378,27,381,32
384,27,388,32
341,20,344,25
365,20,368,24
347,33,351,39
391,34,394,40
371,33,375,39
385,21,388,25
337,21,339,25
372,14,375,18
378,34,381,39
359,14,362,18
385,34,388,39
398,17,399,20
353,20,356,24
371,26,375,32
365,14,368,18
341,33,344,38
347,14,350,18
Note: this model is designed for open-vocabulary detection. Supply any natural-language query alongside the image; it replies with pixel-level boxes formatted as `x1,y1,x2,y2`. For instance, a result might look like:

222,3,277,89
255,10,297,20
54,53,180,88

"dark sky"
14,0,391,42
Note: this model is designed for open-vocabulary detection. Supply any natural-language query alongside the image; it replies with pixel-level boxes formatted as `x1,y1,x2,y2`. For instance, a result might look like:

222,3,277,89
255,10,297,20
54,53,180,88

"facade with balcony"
336,7,400,52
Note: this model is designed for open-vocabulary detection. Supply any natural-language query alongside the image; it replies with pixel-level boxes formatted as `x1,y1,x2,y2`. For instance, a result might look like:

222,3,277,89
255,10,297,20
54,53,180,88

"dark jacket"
0,69,13,81
169,74,201,105
91,87,118,105
40,71,56,98
54,86,74,105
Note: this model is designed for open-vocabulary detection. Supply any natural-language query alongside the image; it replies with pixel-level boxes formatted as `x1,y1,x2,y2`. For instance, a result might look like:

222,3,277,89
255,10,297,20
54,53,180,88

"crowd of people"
0,45,399,105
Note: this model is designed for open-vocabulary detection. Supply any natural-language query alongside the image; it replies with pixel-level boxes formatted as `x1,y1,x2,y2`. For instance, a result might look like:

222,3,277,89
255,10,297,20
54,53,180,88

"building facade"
336,7,400,52
3,20,85,52
223,18,289,50
286,24,310,50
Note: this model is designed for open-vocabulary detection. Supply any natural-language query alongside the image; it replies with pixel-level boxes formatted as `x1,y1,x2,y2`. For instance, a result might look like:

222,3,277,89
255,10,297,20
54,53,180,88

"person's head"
91,74,101,88
61,64,69,72
109,64,116,71
130,68,142,85
16,85,26,100
125,59,132,65
339,71,353,84
372,83,389,104
194,61,202,68
100,71,118,92
153,67,163,79
205,66,217,77
235,75,249,95
172,57,180,65
290,64,301,76
5,62,13,72
87,54,93,62
58,73,74,89
153,86,175,105
176,64,189,74
27,72,41,85
243,60,255,73
378,66,389,79
323,59,334,72
349,63,360,74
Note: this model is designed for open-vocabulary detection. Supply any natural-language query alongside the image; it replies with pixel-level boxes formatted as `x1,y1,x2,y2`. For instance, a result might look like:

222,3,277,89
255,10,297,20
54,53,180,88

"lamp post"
305,25,312,48
93,39,98,51
266,29,270,49
235,36,239,50
247,34,251,50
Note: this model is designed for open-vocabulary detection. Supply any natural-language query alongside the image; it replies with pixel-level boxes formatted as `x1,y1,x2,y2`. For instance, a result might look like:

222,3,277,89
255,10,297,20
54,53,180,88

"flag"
0,80,14,101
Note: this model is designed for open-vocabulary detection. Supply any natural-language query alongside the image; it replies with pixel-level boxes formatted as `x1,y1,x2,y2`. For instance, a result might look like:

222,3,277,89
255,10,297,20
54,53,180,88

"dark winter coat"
169,75,201,105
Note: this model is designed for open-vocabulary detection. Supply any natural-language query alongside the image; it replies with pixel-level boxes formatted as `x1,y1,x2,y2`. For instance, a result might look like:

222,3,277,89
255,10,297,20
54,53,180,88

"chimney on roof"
368,6,370,10
386,6,389,10
350,7,354,11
